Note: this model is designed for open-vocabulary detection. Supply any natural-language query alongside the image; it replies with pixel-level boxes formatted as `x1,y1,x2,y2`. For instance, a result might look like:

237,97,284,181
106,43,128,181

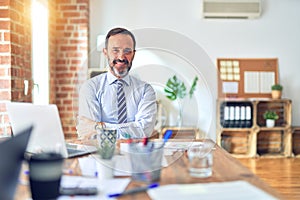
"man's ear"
132,49,136,60
103,48,108,57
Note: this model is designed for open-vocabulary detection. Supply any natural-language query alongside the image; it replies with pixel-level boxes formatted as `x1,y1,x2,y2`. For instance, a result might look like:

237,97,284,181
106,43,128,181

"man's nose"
117,51,126,59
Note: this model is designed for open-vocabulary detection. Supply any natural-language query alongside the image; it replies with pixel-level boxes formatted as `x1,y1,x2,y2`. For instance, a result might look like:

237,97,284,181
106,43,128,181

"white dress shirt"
78,71,157,138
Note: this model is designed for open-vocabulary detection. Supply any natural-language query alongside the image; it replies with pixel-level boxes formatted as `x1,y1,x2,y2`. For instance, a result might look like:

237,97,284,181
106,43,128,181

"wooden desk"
15,139,281,199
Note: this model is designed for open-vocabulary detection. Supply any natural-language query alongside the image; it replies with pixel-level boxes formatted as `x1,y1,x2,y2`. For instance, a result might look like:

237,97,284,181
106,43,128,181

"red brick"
66,25,74,31
0,44,10,52
56,18,68,24
0,79,10,88
66,52,82,57
0,0,9,7
63,12,80,18
0,55,10,65
0,68,8,76
0,90,10,99
4,32,10,41
0,20,9,30
76,0,89,4
57,0,72,4
0,9,9,18
60,5,77,10
70,19,88,24
60,46,77,51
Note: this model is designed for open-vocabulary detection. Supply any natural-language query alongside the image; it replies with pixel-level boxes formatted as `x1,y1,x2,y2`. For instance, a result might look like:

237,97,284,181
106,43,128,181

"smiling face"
103,34,135,78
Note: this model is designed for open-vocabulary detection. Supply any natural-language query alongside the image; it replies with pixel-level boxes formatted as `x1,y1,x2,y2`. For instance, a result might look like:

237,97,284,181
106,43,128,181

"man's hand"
76,116,98,140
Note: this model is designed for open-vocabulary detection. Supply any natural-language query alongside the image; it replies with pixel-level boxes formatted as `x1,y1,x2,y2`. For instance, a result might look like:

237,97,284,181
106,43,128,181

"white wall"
89,0,300,138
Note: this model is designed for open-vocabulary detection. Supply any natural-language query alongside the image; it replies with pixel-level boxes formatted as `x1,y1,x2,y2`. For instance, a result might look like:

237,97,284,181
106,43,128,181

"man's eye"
112,49,120,53
123,49,133,54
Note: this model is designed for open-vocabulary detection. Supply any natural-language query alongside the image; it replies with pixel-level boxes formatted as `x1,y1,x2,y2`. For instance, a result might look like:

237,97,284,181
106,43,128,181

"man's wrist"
95,122,105,130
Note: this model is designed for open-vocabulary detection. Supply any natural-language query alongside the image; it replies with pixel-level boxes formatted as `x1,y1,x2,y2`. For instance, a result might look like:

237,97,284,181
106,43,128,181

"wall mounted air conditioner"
203,0,261,19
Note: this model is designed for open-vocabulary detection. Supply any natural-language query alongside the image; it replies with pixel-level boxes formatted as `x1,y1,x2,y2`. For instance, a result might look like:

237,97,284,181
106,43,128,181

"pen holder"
129,142,163,183
96,127,117,159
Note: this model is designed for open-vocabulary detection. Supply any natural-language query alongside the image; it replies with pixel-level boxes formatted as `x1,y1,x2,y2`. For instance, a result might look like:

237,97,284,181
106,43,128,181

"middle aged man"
77,27,157,140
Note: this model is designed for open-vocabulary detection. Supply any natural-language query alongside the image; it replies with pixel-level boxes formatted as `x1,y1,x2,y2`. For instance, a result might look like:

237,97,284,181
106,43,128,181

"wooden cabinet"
216,98,292,157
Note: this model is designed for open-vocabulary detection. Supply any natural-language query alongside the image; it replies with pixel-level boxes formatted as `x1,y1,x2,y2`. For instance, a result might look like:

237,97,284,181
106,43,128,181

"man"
77,27,157,140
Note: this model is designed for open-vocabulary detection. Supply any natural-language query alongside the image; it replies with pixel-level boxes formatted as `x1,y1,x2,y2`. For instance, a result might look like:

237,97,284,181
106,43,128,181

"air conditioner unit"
203,0,261,19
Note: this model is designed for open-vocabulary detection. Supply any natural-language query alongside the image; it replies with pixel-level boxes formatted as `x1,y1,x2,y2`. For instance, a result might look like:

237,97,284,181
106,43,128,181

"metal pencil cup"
129,143,163,183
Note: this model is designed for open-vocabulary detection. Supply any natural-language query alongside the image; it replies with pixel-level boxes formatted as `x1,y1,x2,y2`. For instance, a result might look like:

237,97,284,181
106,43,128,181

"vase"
177,99,183,127
271,90,282,99
266,119,275,128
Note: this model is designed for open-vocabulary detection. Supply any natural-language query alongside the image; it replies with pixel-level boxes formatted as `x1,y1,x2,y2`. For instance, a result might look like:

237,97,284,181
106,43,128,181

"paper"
147,181,277,200
244,71,275,94
260,72,275,93
244,71,260,93
222,82,238,94
58,176,130,200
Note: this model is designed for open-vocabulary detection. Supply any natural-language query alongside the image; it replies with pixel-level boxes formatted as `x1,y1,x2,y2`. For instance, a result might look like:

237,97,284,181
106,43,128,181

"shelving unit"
216,98,292,158
292,127,300,157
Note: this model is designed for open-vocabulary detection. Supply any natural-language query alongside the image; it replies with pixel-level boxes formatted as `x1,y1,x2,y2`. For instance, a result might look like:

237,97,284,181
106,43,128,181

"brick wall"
49,1,57,105
0,0,32,136
10,0,32,102
0,0,89,138
54,0,89,138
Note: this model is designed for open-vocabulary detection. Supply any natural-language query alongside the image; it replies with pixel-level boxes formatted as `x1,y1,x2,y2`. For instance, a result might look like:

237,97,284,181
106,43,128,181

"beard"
109,58,132,78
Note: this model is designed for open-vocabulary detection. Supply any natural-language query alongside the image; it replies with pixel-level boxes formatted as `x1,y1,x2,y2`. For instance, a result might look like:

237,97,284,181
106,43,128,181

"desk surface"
15,139,281,199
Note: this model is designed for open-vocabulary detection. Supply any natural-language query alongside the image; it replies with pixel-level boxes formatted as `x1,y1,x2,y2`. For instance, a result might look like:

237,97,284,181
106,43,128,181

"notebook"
7,102,97,158
0,125,33,200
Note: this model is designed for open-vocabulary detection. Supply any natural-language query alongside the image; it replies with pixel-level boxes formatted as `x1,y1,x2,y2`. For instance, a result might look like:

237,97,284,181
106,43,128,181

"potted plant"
271,84,283,99
263,110,279,128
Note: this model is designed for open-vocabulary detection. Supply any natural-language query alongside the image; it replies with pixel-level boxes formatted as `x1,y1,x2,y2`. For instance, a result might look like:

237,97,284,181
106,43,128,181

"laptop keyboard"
67,148,84,155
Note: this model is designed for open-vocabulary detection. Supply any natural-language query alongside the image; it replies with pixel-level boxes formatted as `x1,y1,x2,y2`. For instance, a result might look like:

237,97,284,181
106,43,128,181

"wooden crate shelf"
292,127,300,157
217,98,292,158
257,130,283,155
220,131,249,155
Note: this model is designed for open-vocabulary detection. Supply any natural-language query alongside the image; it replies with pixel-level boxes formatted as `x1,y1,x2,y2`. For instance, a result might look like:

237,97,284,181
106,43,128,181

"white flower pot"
266,119,275,128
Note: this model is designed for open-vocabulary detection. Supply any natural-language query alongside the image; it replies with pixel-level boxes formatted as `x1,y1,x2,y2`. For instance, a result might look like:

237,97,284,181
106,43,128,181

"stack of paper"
147,181,277,200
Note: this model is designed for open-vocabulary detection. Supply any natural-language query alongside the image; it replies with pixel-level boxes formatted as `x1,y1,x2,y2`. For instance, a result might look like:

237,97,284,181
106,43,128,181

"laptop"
7,102,97,158
0,125,33,200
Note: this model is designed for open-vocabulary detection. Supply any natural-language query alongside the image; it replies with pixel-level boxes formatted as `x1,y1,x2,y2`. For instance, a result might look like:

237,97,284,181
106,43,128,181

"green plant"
263,110,279,120
164,75,198,100
271,84,283,91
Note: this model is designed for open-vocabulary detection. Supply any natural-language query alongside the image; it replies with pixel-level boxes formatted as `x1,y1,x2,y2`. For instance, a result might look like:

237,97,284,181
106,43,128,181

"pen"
142,137,148,146
107,183,159,198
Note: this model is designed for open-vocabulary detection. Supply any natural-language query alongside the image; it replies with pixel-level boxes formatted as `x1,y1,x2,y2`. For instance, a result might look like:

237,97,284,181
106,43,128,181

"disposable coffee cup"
29,152,64,200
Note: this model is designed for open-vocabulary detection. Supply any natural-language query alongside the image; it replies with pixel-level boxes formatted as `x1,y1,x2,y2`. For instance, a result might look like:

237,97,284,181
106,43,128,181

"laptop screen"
7,102,68,158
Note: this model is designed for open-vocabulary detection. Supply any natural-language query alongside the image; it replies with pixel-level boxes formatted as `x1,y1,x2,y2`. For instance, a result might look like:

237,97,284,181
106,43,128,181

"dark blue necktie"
117,80,127,123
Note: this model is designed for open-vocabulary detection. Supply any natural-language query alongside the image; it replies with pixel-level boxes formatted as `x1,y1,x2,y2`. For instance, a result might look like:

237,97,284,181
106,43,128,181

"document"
222,82,238,93
147,181,277,200
244,71,275,94
244,71,260,93
260,72,275,93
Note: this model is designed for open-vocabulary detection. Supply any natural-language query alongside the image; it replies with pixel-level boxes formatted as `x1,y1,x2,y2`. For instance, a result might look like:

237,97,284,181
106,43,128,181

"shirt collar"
107,70,130,86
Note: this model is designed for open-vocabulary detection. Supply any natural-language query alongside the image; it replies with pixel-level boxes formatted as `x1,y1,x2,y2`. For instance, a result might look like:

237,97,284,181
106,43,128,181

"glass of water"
187,142,213,178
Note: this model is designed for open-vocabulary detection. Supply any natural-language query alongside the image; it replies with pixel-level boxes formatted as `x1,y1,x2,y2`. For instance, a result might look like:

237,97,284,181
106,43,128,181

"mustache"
113,59,129,65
